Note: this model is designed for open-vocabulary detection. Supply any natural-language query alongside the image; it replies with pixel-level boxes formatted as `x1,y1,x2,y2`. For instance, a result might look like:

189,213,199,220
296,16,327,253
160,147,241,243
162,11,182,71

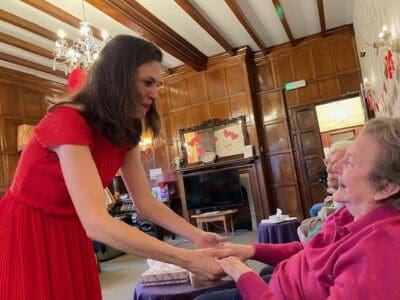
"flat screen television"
183,168,244,211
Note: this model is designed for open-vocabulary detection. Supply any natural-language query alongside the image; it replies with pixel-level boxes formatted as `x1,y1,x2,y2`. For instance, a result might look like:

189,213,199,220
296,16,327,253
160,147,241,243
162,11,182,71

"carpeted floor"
99,230,264,300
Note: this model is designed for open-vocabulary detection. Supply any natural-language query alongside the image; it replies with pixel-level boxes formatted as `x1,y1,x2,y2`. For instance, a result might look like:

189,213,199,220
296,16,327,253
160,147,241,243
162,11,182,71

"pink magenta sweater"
237,205,400,299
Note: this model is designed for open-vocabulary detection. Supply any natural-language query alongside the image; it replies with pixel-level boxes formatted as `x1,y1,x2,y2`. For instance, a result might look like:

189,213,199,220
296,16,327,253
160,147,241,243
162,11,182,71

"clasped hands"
188,231,255,282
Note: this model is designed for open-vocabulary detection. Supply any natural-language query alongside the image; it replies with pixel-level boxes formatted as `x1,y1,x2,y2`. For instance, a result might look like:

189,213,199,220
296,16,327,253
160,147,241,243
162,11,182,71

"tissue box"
141,268,190,286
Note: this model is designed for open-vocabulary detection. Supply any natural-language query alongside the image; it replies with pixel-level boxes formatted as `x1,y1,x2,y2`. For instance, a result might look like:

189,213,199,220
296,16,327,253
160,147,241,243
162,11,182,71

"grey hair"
327,140,352,157
362,117,400,209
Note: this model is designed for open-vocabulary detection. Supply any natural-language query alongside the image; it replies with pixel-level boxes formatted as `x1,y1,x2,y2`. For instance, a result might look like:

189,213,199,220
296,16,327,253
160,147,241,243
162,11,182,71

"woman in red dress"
0,35,229,299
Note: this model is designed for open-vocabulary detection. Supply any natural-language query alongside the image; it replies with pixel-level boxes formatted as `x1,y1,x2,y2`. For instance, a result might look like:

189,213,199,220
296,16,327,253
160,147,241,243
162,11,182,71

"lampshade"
17,124,35,152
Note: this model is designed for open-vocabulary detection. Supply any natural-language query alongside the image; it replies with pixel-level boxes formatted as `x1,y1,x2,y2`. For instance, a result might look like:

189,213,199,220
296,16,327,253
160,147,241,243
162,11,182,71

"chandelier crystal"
53,1,109,74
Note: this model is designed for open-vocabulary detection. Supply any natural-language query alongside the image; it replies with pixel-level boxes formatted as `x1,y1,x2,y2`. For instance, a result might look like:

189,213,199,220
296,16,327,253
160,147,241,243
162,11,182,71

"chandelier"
53,0,109,74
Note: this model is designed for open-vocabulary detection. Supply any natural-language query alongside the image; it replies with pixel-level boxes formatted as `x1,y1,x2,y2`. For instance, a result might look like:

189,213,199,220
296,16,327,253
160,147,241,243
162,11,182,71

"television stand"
191,209,238,236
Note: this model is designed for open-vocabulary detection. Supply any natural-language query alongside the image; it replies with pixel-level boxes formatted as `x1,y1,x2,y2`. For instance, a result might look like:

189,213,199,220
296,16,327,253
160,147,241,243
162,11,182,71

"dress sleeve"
34,107,94,147
251,241,303,266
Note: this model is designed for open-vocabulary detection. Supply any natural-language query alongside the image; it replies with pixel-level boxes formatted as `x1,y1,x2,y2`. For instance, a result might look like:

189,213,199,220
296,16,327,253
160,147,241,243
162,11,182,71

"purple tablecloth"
258,220,300,244
133,278,235,300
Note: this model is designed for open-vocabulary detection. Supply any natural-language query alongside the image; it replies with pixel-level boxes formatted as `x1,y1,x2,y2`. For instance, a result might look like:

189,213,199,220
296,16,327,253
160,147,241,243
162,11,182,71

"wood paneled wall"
0,67,65,197
253,26,361,218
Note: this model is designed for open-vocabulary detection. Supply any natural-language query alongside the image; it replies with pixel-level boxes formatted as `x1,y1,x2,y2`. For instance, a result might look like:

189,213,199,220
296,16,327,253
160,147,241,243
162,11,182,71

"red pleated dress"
0,106,130,299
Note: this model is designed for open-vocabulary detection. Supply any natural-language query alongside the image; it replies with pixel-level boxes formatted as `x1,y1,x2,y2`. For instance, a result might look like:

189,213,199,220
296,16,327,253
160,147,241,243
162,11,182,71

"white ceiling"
0,0,354,84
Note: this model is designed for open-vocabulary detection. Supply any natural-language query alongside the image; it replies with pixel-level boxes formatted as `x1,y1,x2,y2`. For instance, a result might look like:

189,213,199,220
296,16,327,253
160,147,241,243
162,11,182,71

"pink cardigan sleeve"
251,241,304,266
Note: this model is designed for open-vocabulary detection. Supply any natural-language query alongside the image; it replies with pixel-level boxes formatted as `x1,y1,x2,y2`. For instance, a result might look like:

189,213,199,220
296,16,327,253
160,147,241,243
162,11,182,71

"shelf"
176,155,257,174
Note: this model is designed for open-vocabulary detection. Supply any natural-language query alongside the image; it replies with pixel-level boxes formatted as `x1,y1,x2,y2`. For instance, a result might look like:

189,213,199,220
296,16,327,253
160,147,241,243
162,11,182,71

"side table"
258,219,300,244
191,209,238,236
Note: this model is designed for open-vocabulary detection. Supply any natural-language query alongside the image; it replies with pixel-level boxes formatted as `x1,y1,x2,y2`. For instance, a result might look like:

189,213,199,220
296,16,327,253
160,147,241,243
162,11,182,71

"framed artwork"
179,115,248,165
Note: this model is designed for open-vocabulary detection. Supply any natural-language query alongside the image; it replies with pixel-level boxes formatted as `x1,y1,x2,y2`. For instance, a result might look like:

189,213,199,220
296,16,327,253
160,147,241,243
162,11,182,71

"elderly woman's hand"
182,247,232,280
218,242,255,261
216,256,253,282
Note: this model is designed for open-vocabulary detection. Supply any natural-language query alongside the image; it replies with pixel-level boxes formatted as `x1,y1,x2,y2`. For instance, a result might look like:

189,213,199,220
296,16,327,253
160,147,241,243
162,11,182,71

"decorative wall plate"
200,151,216,163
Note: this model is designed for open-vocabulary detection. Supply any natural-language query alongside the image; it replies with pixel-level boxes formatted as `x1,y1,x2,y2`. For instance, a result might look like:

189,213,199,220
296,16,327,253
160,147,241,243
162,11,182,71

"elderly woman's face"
333,134,380,218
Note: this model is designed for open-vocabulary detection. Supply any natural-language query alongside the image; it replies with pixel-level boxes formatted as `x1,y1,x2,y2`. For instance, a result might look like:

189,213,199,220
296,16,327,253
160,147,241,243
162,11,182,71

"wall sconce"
373,25,400,52
17,124,35,152
360,78,378,112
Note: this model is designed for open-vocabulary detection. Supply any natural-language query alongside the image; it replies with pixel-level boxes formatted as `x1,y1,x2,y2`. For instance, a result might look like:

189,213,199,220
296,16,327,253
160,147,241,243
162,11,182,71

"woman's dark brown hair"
53,35,162,146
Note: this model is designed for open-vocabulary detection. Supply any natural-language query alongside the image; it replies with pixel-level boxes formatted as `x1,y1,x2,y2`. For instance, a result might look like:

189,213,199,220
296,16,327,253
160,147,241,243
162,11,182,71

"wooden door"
289,104,326,217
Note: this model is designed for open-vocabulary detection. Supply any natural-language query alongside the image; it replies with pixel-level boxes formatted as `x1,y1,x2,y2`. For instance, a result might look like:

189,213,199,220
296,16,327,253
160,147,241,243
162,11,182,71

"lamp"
17,124,35,152
53,0,109,74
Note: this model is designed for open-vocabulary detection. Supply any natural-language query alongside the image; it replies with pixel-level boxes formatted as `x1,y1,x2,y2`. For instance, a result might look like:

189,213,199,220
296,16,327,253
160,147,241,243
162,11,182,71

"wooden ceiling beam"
174,0,235,56
225,0,267,54
20,0,104,41
271,0,296,46
86,0,207,72
0,52,66,78
316,0,327,36
0,9,73,45
0,32,53,59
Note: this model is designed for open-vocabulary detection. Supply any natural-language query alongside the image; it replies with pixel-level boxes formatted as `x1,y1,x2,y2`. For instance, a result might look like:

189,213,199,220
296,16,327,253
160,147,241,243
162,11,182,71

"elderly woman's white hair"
362,117,400,208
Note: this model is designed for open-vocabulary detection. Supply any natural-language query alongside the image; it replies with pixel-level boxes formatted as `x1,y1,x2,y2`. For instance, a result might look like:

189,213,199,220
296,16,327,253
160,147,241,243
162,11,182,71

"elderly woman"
198,117,400,300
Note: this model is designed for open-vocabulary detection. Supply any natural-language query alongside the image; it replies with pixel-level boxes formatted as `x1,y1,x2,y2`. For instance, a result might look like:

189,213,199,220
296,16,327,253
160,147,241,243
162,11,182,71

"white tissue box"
141,268,190,286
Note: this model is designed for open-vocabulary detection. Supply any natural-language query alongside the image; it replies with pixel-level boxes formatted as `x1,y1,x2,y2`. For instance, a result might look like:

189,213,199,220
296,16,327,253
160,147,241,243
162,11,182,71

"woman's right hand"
180,247,232,280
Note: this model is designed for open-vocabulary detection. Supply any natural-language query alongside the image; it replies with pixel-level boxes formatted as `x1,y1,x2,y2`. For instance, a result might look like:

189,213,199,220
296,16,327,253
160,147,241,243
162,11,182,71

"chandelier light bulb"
57,30,66,39
101,30,109,41
378,32,384,39
382,25,388,32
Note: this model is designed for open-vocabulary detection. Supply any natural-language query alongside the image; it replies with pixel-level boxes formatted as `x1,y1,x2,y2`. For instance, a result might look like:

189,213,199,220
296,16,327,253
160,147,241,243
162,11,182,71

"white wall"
353,0,400,117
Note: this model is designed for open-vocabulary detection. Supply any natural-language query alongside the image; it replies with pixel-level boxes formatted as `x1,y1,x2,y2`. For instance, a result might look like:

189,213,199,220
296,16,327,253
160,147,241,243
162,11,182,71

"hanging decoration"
67,67,87,94
384,50,395,79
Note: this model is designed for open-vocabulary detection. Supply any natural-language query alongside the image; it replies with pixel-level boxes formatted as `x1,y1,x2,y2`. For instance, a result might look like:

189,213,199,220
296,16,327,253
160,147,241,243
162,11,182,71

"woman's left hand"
216,256,252,282
194,231,227,248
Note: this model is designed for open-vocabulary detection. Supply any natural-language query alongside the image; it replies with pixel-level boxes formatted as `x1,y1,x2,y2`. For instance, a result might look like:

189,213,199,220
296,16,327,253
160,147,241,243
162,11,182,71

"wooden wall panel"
169,80,188,110
205,69,226,99
317,77,340,98
229,94,249,120
298,81,319,104
312,40,335,77
2,118,21,153
225,64,246,94
158,88,170,116
0,155,5,189
292,50,314,80
264,122,289,153
163,117,173,142
186,74,206,105
274,55,294,87
332,35,358,72
170,110,190,135
154,146,169,172
190,104,209,126
274,186,302,219
339,71,361,94
256,62,275,91
270,153,296,184
0,83,23,117
208,99,230,120
21,88,44,120
260,91,285,122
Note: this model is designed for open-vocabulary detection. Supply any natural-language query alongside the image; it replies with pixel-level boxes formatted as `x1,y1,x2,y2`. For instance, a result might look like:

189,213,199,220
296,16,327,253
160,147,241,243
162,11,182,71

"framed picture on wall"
178,115,248,165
